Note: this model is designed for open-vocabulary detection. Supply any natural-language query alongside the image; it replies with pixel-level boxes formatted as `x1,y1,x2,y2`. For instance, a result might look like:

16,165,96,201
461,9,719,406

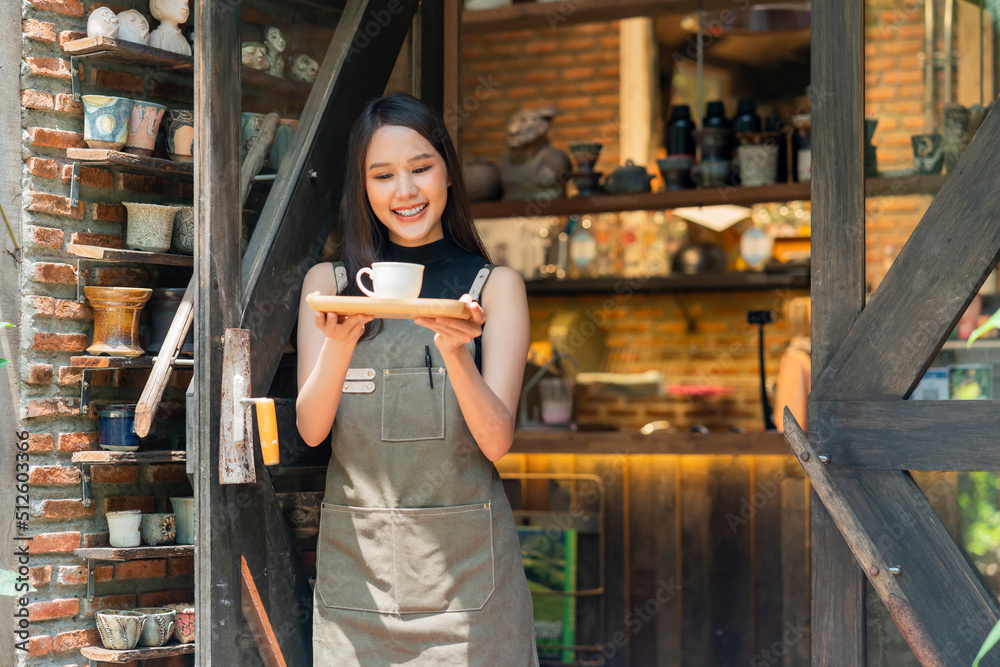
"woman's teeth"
394,203,427,217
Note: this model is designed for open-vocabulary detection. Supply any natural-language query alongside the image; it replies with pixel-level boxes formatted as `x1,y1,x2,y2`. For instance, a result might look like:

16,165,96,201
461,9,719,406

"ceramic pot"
140,513,177,546
85,286,152,357
124,101,167,157
171,497,195,544
82,95,133,150
165,604,195,643
693,159,732,189
656,156,695,191
571,171,603,197
96,610,146,650
277,492,323,538
797,149,812,183
568,142,603,173
171,206,194,255
693,128,733,162
911,134,943,175
147,288,194,354
463,159,504,202
603,160,654,194
124,202,182,253
736,144,779,187
166,109,194,163
96,404,140,451
134,607,176,647
943,104,970,173
106,510,142,548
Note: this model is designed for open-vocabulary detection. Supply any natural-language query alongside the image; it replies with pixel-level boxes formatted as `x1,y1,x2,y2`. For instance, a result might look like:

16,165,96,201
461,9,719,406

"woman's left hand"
414,294,485,356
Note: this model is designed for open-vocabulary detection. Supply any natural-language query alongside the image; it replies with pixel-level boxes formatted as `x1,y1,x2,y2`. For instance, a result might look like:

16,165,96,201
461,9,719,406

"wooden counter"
510,429,790,456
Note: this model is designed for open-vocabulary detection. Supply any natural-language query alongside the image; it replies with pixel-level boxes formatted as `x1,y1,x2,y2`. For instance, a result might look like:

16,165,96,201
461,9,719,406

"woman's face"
365,125,450,247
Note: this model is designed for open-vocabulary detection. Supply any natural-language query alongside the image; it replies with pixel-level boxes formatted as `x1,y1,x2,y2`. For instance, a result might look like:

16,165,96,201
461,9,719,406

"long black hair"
338,93,492,298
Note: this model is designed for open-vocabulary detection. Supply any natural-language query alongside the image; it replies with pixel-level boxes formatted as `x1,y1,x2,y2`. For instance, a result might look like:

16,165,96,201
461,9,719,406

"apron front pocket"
316,503,396,613
392,502,495,613
381,367,447,442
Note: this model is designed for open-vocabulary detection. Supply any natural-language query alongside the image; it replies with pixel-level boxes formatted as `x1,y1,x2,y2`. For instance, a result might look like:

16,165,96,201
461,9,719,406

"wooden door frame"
810,0,1000,663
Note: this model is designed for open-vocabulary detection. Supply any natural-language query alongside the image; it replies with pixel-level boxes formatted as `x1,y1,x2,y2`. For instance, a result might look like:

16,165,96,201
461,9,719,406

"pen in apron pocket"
425,345,434,389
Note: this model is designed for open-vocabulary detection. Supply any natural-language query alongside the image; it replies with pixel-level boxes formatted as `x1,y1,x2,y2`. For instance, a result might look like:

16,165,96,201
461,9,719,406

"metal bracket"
70,160,82,207
70,51,110,101
78,463,92,507
76,259,95,303
80,369,92,414
87,558,97,598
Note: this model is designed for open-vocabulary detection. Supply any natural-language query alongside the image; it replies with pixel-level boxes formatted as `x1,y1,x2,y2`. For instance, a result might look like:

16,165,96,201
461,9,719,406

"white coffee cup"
356,262,423,299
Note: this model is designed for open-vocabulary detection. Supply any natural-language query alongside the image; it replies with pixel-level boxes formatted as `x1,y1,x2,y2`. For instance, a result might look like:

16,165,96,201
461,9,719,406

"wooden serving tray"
306,295,472,320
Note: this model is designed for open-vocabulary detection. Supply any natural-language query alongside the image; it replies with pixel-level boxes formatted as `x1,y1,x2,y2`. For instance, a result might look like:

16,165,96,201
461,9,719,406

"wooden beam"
811,400,1000,469
419,0,445,116
812,104,1000,401
240,0,420,398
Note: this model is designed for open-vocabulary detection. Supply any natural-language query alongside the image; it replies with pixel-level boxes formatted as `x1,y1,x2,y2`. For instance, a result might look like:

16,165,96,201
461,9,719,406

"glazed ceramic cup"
84,286,152,357
107,510,142,548
356,262,423,299
82,95,133,150
97,404,140,451
171,207,194,255
165,604,195,643
96,610,146,650
134,607,176,647
736,144,779,187
166,109,195,163
124,101,168,156
568,142,603,173
694,159,731,188
124,202,183,253
140,513,177,546
171,497,195,544
657,156,695,191
912,133,944,175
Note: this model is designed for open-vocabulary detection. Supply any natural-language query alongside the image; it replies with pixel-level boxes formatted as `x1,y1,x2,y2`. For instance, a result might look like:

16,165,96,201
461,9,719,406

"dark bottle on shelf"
733,98,762,135
766,114,789,183
666,104,696,156
702,100,732,161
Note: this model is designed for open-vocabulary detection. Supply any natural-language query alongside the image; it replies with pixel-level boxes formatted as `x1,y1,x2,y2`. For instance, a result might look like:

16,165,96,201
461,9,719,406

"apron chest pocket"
316,501,496,615
381,367,447,442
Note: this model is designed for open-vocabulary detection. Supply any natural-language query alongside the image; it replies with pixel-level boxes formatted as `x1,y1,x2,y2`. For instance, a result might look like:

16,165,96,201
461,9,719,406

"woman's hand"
308,292,373,343
414,294,485,355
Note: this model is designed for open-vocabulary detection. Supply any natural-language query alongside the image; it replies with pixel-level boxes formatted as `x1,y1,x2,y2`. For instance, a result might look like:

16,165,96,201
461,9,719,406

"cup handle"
356,267,376,297
166,620,176,643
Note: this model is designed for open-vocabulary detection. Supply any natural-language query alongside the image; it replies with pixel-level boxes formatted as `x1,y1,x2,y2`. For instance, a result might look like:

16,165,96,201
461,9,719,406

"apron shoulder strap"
330,261,349,295
468,263,495,303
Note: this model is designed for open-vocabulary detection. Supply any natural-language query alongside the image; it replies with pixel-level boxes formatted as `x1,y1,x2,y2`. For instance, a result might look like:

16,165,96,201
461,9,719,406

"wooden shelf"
524,270,809,295
72,451,186,465
80,641,194,663
63,36,193,71
75,545,193,561
68,243,193,268
66,148,194,176
511,429,790,455
70,356,156,369
940,339,1000,350
865,173,947,197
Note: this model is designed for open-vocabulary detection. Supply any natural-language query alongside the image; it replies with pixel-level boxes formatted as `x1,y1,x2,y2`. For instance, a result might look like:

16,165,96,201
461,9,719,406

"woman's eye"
374,173,392,180
413,166,431,174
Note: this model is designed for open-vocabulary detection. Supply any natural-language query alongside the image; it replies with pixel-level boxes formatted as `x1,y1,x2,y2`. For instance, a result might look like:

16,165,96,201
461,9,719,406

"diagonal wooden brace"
782,408,945,666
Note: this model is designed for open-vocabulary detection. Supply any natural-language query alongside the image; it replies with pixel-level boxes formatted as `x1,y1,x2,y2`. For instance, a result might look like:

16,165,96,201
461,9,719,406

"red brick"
28,565,51,587
91,69,144,95
56,432,98,453
92,465,139,484
117,173,170,194
29,225,64,249
26,635,52,657
22,18,57,41
29,465,81,485
60,163,114,189
26,433,54,452
27,363,53,384
39,500,94,521
114,559,166,580
52,628,102,652
24,56,78,80
53,93,84,115
26,157,60,180
27,597,79,621
81,532,110,548
104,495,154,513
21,89,54,110
139,589,191,607
26,127,86,150
55,299,92,319
70,232,124,248
33,332,88,352
57,366,84,386
524,42,558,55
27,191,85,218
33,262,77,285
88,593,136,615
143,464,189,483
57,564,112,585
168,556,195,576
58,30,87,47
92,202,127,223
27,0,85,17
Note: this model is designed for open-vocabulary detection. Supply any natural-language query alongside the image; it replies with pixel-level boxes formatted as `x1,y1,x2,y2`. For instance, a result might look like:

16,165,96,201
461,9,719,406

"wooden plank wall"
497,453,810,666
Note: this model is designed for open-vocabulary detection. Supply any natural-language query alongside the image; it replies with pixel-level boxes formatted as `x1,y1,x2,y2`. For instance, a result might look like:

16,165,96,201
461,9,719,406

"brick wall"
18,1,194,665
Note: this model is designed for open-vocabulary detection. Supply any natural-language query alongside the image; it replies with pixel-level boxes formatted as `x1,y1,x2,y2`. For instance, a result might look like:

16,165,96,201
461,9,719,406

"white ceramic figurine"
148,0,191,56
288,53,319,83
263,26,286,77
117,10,150,45
241,42,270,71
87,7,120,39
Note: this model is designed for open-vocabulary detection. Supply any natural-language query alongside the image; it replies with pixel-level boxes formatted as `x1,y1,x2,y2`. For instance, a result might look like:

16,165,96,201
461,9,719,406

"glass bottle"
569,215,598,279
667,104,697,157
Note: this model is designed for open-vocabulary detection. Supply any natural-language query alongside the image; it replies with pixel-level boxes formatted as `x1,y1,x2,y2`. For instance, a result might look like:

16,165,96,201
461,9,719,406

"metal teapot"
602,159,654,194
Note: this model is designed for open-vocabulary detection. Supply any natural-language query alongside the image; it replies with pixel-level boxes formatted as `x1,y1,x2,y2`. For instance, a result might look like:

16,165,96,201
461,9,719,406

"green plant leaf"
967,308,1000,348
0,569,33,597
974,617,1000,666
0,323,12,369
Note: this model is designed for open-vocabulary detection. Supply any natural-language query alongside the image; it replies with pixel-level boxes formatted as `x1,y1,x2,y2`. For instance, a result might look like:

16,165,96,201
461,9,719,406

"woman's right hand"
309,293,374,342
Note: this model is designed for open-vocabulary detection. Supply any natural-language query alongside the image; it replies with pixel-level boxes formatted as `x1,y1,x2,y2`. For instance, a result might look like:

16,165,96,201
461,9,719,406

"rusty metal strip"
240,555,288,667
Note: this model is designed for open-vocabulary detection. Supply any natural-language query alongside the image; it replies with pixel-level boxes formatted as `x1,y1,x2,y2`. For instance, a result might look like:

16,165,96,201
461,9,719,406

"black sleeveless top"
384,237,490,370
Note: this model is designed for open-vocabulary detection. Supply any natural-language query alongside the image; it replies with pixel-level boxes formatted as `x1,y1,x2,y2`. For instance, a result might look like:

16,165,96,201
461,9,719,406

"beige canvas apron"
312,264,539,666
